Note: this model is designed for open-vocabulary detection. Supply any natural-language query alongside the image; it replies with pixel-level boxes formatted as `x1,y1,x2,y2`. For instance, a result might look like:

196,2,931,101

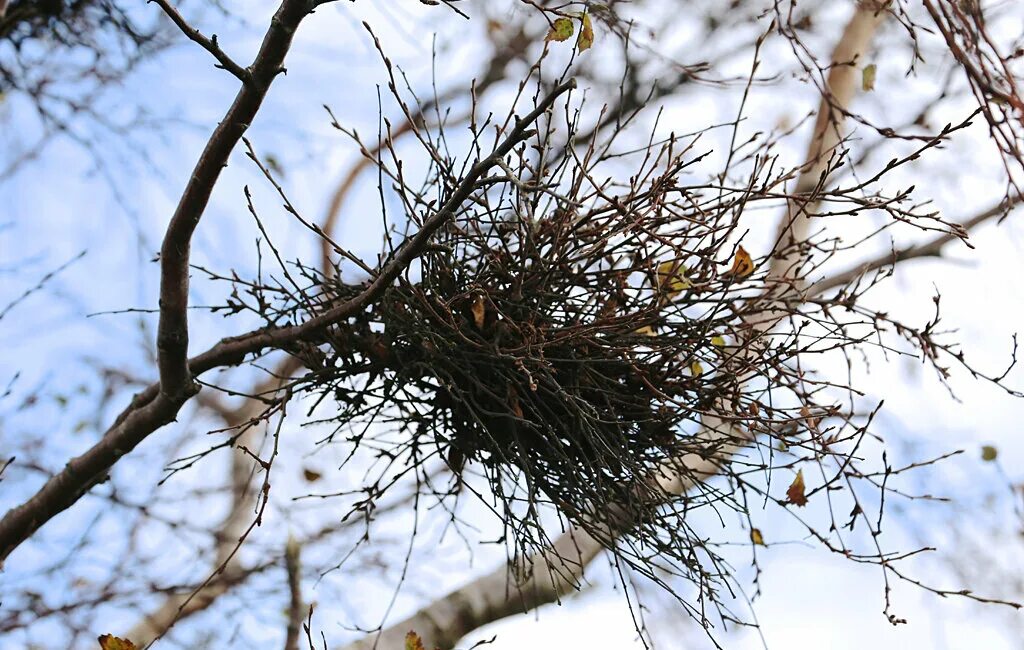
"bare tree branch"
284,535,304,650
342,530,604,650
812,197,1022,296
773,0,890,284
6,2,1022,646
341,443,734,650
124,360,300,646
150,0,249,82
0,77,577,566
156,0,310,399
317,20,532,275
123,27,539,636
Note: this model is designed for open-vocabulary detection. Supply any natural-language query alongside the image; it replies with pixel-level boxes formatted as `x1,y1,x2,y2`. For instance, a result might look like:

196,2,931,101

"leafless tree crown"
1,1,1023,648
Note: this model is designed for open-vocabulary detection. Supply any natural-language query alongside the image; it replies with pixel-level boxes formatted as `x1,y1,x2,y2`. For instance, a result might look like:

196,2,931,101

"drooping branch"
340,440,735,650
922,0,1024,188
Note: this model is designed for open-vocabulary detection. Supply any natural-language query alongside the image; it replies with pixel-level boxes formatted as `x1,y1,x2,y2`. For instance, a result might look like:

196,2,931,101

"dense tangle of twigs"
217,66,1018,619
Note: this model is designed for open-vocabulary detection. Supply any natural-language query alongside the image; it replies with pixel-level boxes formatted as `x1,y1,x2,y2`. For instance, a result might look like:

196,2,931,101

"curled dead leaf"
750,528,765,546
576,12,594,51
446,445,465,475
98,635,137,650
786,469,808,507
405,631,426,650
725,245,755,278
800,405,821,433
508,384,524,419
469,293,490,330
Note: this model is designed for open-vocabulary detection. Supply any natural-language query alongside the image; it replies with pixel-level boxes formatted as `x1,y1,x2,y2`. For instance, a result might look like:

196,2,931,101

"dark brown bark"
156,0,309,399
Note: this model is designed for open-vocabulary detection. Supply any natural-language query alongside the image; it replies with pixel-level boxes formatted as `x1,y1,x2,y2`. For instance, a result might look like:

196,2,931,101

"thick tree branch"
0,78,576,565
342,531,605,650
156,0,309,399
126,31,537,631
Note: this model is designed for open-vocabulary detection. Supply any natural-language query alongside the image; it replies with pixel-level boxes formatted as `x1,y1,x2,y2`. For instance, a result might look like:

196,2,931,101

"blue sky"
1,1,1023,648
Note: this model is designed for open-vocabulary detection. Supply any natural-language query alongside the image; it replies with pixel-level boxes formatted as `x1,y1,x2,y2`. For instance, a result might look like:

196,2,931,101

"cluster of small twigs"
0,0,166,107
0,0,172,182
211,51,1023,622
3,1,1024,647
1,0,146,44
921,0,1024,194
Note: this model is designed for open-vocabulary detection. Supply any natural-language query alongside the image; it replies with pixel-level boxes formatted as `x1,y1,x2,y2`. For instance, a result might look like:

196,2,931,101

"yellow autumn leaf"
690,360,704,377
98,635,137,650
726,245,755,278
576,12,594,52
750,528,765,546
786,469,808,507
656,260,691,297
470,293,486,330
635,325,657,337
800,405,820,433
862,63,877,92
710,335,726,347
545,17,575,42
981,445,998,462
405,631,426,650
